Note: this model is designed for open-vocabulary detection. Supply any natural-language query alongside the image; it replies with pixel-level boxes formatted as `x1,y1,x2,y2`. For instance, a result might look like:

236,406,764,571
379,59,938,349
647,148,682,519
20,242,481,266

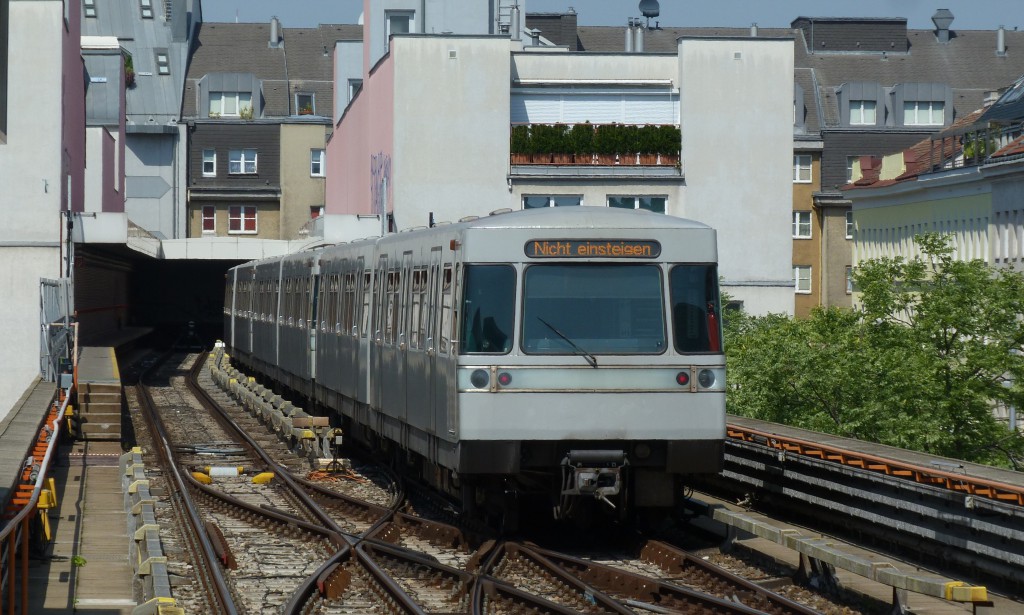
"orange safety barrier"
726,424,1024,507
0,393,67,615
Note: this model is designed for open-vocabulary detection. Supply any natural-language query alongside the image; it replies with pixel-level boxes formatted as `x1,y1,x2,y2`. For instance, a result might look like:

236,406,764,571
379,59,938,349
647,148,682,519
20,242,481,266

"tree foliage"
725,233,1024,468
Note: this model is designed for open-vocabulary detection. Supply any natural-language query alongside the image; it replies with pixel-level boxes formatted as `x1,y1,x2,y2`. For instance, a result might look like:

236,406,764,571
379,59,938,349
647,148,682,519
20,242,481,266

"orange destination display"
524,239,661,258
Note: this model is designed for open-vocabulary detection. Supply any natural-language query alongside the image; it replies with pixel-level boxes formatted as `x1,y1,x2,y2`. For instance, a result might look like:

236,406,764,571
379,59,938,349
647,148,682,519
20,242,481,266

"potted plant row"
510,123,681,165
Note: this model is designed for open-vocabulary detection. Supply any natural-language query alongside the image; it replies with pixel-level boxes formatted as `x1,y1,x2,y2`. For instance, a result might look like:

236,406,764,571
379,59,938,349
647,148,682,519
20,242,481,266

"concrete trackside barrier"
207,345,332,459
702,503,989,611
120,448,181,615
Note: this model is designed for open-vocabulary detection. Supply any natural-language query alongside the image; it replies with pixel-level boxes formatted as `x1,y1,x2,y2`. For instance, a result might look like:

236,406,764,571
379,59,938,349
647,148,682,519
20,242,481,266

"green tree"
725,233,1024,468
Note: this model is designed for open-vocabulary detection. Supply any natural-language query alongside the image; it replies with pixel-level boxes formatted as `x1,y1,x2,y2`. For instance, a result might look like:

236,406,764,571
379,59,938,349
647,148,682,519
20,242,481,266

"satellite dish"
639,0,659,18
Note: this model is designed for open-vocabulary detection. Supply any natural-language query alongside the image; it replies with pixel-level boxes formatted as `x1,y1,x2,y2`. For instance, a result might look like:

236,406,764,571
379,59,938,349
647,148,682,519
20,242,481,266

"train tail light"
675,371,690,386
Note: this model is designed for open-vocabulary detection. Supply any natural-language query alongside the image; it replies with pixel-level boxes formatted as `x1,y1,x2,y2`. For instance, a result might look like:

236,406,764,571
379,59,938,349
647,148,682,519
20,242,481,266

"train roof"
457,207,712,232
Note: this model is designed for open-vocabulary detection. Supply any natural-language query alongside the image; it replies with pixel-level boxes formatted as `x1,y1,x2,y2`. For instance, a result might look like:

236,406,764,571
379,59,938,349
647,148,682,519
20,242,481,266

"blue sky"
201,0,1024,31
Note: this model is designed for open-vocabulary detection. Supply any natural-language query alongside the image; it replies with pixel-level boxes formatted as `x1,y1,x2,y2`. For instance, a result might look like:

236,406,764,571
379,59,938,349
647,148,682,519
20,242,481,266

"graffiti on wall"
370,152,392,219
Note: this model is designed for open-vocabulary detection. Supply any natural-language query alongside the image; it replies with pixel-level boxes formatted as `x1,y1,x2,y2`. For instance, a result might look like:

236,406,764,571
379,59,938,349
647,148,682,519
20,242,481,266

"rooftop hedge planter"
511,123,680,166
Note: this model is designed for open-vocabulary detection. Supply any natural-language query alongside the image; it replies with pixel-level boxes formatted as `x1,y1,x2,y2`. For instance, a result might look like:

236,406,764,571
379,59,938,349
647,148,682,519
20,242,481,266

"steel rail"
135,356,237,615
198,352,432,613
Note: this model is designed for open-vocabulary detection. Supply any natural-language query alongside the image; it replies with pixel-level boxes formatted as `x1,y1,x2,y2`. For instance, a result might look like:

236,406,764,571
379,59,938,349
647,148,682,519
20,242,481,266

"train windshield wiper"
537,317,597,368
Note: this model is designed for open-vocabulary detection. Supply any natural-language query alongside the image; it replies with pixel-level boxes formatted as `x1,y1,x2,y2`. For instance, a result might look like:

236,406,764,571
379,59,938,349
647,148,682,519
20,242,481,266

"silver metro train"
223,207,725,525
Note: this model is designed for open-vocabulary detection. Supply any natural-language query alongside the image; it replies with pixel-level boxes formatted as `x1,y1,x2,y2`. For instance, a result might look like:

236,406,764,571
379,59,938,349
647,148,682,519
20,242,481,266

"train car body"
225,208,725,522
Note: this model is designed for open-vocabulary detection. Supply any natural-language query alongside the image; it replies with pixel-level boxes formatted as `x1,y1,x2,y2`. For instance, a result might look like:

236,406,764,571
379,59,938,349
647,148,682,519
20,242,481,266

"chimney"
751,23,758,37
997,25,1006,55
932,9,954,43
634,22,644,52
270,16,281,47
527,28,541,46
510,5,520,41
625,19,634,52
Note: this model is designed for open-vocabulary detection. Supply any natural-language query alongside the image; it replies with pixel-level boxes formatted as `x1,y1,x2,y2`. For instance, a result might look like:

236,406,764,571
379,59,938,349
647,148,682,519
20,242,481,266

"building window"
310,206,324,219
793,155,812,183
210,91,252,118
228,205,257,234
846,211,854,239
846,156,859,183
202,149,216,177
904,101,944,126
84,0,97,18
310,149,325,177
139,0,153,19
523,195,582,208
348,79,363,101
228,149,257,174
386,11,413,39
296,93,314,115
608,196,666,213
794,266,811,294
793,211,812,238
201,206,215,233
850,99,876,125
845,266,853,294
155,51,169,75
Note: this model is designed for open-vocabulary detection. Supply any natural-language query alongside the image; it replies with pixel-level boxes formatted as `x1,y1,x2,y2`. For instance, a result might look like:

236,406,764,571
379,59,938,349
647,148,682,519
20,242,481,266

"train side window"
459,265,515,354
439,265,453,354
669,265,722,353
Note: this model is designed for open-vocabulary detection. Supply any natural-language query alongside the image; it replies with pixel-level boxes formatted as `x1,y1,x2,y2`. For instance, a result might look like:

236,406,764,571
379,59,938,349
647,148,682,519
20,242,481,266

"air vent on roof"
489,208,512,216
932,9,954,43
459,215,480,222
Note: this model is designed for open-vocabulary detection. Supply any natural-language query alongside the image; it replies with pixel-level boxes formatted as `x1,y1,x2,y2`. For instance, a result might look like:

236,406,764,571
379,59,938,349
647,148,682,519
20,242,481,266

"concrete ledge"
709,504,988,604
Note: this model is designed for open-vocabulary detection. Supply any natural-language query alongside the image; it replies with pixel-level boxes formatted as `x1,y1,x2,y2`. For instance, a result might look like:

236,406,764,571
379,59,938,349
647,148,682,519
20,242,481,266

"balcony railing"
510,123,680,167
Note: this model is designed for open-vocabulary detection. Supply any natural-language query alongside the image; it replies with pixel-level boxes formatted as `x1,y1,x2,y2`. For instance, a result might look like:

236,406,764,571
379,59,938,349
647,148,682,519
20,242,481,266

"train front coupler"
558,449,628,515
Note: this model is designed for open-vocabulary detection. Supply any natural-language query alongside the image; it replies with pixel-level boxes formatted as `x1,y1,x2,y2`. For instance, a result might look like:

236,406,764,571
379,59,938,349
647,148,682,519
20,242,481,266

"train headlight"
675,371,690,386
697,369,716,389
634,443,651,459
497,372,512,387
470,369,489,389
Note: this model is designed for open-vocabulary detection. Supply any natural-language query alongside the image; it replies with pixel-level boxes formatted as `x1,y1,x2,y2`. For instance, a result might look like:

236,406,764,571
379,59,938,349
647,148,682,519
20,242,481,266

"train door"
425,248,443,436
394,251,413,425
308,260,320,383
245,269,255,355
357,260,371,404
371,254,387,410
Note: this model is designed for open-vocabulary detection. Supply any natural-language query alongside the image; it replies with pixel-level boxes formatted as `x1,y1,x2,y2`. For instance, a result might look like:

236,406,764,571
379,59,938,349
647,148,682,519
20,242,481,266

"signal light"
676,371,689,386
497,372,512,386
470,369,489,388
698,369,715,388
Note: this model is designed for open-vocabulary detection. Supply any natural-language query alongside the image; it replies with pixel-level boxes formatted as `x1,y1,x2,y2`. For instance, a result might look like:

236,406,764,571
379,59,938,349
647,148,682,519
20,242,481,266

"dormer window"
903,101,944,126
296,93,314,115
210,92,252,118
850,100,876,125
140,0,153,19
894,83,950,127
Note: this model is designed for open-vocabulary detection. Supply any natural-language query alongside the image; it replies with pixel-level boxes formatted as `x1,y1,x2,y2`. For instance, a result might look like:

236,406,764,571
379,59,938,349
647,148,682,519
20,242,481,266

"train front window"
670,265,722,353
460,265,515,354
522,265,665,355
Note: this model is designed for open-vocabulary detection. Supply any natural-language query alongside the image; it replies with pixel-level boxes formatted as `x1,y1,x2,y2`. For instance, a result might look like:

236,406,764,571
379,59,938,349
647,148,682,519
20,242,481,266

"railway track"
124,349,902,613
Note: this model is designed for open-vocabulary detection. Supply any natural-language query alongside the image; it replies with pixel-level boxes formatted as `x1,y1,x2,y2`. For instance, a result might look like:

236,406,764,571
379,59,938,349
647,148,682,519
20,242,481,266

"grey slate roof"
183,22,361,118
576,23,1024,134
81,0,199,132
